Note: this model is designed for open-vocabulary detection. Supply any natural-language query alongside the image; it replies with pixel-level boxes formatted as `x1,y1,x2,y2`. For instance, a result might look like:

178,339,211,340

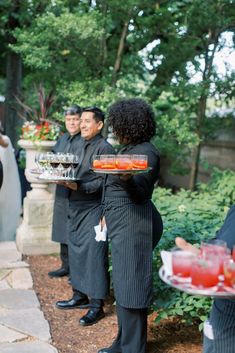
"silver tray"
159,266,235,298
29,168,42,175
37,175,78,182
92,167,152,174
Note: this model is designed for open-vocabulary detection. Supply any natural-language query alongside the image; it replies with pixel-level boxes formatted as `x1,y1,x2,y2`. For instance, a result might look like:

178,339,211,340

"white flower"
178,204,187,213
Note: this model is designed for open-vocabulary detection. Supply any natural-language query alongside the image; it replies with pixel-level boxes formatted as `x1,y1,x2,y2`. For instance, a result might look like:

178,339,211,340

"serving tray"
92,167,152,174
37,175,78,182
159,266,235,298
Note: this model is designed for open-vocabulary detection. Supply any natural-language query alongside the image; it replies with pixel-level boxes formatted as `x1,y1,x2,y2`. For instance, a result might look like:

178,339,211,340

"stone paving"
0,242,58,353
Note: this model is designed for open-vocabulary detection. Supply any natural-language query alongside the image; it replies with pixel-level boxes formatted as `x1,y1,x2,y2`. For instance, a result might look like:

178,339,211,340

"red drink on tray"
191,257,220,288
131,155,148,169
201,240,229,275
115,155,132,170
172,249,195,278
224,260,235,288
93,155,116,170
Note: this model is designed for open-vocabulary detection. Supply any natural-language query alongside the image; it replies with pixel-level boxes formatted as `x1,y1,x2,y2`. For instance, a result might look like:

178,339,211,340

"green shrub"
152,169,235,329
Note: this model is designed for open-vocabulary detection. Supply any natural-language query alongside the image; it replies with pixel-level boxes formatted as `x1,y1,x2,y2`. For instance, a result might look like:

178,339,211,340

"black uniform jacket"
104,141,163,308
68,134,115,299
51,132,82,244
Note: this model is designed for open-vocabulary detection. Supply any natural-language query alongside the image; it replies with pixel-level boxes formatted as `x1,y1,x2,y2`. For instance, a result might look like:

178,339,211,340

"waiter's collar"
67,132,81,141
82,133,102,145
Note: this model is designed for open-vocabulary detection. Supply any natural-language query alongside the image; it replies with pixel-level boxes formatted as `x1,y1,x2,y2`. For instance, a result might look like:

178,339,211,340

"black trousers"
110,303,147,353
73,289,104,309
60,243,69,271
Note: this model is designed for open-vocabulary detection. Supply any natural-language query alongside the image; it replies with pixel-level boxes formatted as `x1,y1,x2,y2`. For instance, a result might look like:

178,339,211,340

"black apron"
104,142,163,308
68,135,115,299
68,199,109,299
51,132,82,244
104,197,162,308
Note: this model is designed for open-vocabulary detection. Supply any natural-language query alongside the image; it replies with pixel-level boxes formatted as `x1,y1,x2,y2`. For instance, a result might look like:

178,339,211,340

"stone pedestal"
16,139,59,255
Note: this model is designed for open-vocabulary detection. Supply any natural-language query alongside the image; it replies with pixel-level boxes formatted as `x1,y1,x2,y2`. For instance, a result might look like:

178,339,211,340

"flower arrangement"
21,121,61,141
16,84,62,142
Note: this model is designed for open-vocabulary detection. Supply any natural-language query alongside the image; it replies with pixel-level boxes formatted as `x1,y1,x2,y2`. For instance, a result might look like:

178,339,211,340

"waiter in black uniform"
48,105,83,278
98,98,163,353
56,106,115,326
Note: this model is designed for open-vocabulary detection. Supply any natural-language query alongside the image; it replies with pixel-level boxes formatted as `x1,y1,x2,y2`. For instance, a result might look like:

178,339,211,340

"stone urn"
16,139,59,255
18,139,56,199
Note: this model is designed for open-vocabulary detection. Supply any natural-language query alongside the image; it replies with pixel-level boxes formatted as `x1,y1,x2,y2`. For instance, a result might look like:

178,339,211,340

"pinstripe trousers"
104,196,162,352
203,299,235,353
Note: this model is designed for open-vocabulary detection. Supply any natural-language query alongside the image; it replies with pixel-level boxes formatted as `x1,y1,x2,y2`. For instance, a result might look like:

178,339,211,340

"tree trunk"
5,50,22,149
188,31,219,190
4,0,22,149
189,143,201,190
188,95,207,190
103,14,131,138
111,18,130,87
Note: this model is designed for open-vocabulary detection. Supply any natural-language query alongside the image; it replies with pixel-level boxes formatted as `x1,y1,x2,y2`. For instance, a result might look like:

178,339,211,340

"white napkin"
160,250,173,276
94,224,107,242
204,320,214,340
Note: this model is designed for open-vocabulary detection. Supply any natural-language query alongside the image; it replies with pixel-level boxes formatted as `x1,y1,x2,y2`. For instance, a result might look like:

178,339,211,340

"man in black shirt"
48,105,83,278
56,107,115,326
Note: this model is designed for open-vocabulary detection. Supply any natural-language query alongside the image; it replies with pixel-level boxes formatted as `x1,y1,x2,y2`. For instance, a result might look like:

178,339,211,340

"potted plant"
16,84,61,193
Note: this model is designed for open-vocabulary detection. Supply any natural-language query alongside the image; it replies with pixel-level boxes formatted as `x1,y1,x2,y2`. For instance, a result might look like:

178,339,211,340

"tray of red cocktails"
92,168,152,174
159,247,235,298
92,154,152,174
159,266,235,298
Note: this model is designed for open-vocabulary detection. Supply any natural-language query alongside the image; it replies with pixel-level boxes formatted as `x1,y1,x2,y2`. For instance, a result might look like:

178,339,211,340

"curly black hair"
107,98,156,144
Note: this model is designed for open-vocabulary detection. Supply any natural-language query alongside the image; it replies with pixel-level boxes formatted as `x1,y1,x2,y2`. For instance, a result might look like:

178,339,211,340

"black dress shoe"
79,308,105,326
56,297,89,310
48,267,69,278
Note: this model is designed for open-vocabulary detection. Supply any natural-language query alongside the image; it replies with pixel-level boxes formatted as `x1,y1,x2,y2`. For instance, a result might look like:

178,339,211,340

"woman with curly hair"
98,98,163,353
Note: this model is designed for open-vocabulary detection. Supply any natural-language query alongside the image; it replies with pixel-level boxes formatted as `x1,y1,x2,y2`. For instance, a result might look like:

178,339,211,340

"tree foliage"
0,0,234,180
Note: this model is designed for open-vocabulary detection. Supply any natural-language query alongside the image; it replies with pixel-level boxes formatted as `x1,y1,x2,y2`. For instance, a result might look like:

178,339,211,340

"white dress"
0,136,21,241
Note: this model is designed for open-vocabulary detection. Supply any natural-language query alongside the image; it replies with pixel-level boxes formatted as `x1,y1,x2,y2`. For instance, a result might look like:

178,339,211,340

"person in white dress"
0,132,21,241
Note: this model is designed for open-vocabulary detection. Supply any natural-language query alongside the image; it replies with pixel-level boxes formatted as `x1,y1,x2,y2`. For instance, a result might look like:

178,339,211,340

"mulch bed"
27,254,202,353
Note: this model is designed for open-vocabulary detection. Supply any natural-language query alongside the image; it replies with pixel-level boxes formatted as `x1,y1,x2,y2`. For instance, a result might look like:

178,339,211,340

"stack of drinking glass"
35,152,79,180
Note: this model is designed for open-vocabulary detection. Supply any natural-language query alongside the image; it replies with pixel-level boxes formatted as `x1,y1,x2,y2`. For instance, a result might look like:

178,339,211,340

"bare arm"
0,134,9,148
